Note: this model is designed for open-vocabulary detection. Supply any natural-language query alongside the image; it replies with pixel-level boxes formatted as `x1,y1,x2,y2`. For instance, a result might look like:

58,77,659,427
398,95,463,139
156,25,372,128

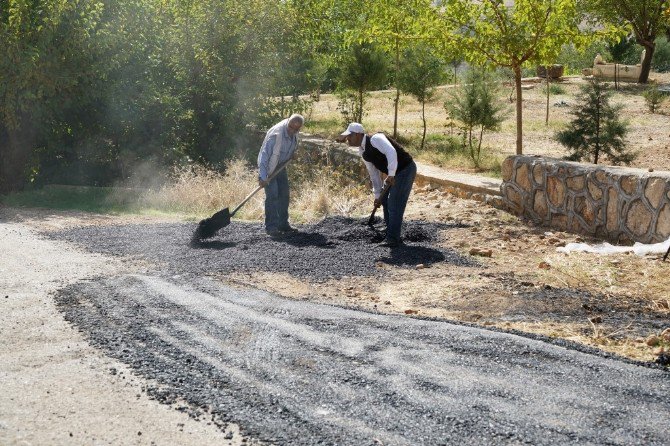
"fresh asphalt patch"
49,216,475,280
56,274,670,445
47,217,670,444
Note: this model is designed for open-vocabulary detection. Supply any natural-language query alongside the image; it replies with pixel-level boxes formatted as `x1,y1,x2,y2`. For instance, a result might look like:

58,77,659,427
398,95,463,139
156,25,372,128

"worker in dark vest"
338,122,417,247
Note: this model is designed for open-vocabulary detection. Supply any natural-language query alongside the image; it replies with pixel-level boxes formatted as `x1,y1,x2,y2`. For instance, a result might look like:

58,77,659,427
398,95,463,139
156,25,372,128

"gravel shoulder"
0,214,247,446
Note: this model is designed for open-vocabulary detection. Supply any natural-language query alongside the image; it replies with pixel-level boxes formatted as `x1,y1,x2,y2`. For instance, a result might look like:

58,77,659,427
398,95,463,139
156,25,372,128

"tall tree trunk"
638,41,655,84
393,38,400,139
421,100,426,150
477,124,485,169
545,67,550,126
514,65,523,155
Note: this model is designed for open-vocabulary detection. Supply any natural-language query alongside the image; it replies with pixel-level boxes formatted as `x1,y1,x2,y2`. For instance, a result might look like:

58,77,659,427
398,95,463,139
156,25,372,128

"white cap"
340,122,365,136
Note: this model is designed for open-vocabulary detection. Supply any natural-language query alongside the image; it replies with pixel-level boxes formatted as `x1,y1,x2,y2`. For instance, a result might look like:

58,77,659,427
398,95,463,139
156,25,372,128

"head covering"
340,122,365,136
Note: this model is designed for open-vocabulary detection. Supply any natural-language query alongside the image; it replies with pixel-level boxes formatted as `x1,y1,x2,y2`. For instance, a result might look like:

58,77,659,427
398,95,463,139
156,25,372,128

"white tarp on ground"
557,236,670,256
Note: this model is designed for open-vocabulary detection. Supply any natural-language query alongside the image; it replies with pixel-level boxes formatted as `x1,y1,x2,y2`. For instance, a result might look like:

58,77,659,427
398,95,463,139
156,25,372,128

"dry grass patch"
139,159,370,224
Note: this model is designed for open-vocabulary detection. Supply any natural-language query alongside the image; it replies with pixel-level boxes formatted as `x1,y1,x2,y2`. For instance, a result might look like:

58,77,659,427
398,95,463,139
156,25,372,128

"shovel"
367,181,392,226
664,245,670,262
192,159,292,241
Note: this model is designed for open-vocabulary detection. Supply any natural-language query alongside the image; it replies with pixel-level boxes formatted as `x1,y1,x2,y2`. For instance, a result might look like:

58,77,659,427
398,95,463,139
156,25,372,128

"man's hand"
373,197,381,208
259,178,269,187
385,176,395,186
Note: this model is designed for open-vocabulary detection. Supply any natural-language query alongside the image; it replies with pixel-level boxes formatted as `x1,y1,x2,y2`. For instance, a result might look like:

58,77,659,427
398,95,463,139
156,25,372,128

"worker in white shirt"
338,122,417,247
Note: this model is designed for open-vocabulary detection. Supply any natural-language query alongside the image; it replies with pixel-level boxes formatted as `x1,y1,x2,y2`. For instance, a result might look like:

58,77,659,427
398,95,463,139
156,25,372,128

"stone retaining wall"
501,156,670,243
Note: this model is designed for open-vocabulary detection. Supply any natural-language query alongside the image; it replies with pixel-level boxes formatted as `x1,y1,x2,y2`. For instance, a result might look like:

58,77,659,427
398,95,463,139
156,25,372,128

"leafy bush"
541,83,567,96
249,95,314,131
652,37,670,72
607,35,642,65
557,41,611,74
336,42,389,124
335,89,365,128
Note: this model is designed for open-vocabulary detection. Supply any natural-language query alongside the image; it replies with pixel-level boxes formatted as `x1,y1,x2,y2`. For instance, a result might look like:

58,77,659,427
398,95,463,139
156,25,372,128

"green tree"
0,0,104,193
582,0,669,83
350,0,439,138
445,69,506,169
337,42,389,124
397,46,446,149
556,79,634,165
440,0,592,155
642,86,668,112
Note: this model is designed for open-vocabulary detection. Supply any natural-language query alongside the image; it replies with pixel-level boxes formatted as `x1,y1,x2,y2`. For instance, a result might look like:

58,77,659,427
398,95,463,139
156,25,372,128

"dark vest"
362,133,413,175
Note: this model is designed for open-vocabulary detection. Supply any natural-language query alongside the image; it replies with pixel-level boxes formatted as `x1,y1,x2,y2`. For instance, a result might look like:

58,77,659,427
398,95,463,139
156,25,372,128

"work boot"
279,225,298,234
379,238,402,248
266,229,283,237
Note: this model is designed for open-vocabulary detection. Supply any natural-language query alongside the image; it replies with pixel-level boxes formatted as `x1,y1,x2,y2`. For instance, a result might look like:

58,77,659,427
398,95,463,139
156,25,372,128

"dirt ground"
222,187,670,364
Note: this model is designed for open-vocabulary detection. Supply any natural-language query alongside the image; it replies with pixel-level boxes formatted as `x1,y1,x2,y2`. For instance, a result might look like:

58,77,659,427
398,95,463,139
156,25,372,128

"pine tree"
556,79,634,165
445,69,506,169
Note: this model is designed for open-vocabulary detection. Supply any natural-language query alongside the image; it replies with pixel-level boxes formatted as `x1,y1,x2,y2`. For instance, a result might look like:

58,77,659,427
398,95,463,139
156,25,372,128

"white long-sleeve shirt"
359,133,398,198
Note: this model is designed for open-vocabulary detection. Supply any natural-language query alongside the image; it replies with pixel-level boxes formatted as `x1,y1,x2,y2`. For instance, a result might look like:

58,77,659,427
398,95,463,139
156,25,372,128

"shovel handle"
367,181,392,225
230,158,292,217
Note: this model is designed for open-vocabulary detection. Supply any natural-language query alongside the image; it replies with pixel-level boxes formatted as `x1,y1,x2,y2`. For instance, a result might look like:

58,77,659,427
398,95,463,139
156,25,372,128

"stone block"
625,199,652,238
620,176,639,195
570,217,585,234
533,191,548,218
657,204,670,238
575,195,596,226
551,213,568,231
532,163,544,185
607,188,619,232
594,170,608,184
547,176,566,208
516,163,531,192
502,157,514,181
592,63,641,82
500,155,670,243
587,180,603,201
644,178,667,209
503,185,524,213
567,175,586,191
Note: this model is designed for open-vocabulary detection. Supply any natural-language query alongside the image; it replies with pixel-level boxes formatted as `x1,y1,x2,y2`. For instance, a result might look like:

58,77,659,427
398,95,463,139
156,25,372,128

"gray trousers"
264,169,290,231
382,161,417,243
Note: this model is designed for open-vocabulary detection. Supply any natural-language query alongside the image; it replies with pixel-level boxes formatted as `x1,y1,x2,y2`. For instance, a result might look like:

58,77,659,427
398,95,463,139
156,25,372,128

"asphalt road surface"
48,218,670,445
57,271,670,446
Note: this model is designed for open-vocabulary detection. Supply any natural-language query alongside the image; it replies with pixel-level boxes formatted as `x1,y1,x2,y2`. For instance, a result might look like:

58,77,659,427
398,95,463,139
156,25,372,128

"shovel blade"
192,207,231,240
367,206,380,226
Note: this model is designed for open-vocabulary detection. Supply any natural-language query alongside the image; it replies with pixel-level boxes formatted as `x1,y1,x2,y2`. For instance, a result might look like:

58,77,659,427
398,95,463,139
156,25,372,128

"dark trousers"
264,169,290,231
382,161,417,243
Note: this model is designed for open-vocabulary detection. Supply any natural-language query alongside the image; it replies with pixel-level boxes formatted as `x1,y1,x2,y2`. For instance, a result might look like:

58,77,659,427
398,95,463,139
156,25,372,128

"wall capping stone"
501,155,670,243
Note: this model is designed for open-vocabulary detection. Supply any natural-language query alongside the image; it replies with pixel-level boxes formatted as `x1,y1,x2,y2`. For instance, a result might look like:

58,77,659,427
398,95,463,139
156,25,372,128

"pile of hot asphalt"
49,216,474,280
